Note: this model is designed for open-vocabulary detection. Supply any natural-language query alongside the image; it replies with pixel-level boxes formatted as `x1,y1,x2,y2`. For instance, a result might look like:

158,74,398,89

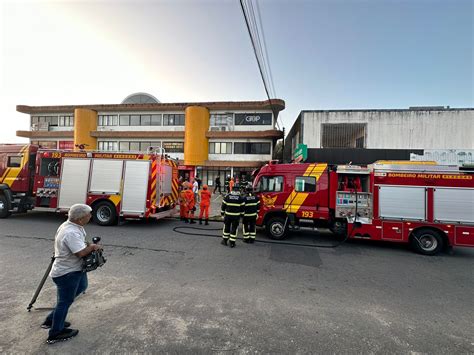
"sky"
0,0,472,143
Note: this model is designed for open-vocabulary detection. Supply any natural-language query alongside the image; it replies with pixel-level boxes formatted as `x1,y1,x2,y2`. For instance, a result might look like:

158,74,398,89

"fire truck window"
40,158,60,176
260,176,283,192
7,156,21,168
295,176,316,192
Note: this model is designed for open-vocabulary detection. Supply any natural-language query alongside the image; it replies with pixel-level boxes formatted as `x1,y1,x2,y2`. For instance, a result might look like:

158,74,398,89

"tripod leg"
27,256,55,312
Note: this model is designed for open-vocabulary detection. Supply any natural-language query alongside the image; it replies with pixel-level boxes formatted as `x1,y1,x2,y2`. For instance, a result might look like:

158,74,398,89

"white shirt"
50,220,87,278
192,181,199,193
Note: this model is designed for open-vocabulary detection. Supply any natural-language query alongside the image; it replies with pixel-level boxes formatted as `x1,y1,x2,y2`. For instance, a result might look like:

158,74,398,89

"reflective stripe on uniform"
244,202,259,206
225,211,241,216
225,202,242,207
244,213,257,217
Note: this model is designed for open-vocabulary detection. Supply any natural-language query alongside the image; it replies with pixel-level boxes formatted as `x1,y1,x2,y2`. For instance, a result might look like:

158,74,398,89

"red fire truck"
0,144,179,225
253,161,474,255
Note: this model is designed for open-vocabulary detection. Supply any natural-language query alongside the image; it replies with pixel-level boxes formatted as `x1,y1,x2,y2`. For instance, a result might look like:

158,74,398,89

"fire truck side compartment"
58,158,91,209
89,159,123,194
433,188,474,224
121,160,150,214
378,186,426,220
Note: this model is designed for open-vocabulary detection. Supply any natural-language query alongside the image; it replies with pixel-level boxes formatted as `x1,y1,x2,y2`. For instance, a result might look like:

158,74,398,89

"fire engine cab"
252,160,474,255
0,144,179,225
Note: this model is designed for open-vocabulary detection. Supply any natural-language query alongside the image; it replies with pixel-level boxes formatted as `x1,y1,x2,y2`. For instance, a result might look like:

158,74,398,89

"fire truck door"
121,160,150,214
58,158,92,208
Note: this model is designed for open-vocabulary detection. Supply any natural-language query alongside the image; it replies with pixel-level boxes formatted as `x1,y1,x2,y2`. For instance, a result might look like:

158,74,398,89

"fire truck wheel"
411,229,444,256
0,194,11,218
266,216,288,240
92,201,117,226
329,220,347,238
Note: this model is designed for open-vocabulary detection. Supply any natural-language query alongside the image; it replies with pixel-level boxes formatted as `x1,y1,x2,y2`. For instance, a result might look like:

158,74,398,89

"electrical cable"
239,0,281,131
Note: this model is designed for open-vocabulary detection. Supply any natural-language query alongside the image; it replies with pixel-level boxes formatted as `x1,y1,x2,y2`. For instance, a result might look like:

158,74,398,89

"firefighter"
220,183,244,248
179,182,189,223
185,183,196,224
242,183,260,243
199,184,212,225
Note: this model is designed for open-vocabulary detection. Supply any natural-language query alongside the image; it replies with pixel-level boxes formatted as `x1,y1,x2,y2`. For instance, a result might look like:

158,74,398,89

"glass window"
31,116,39,125
130,115,140,126
151,114,161,125
257,176,284,192
295,176,316,192
7,156,21,167
140,142,151,151
120,115,130,126
209,142,215,154
141,115,151,126
119,142,130,152
234,142,270,154
129,142,140,151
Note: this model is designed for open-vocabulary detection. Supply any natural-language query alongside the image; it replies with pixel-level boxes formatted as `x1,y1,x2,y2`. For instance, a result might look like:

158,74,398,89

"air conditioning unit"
31,122,49,131
210,126,220,131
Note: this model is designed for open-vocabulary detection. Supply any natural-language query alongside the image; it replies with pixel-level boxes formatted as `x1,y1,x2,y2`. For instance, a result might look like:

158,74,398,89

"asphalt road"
0,211,473,354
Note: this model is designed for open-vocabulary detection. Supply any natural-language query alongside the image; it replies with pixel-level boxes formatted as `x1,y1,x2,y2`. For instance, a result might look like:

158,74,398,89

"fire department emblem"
262,194,277,208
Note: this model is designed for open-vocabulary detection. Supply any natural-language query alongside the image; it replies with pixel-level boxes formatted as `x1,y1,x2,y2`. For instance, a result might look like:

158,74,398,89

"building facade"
16,94,285,186
284,107,474,165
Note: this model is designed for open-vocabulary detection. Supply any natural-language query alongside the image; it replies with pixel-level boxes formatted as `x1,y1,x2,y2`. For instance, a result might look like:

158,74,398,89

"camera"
82,237,107,272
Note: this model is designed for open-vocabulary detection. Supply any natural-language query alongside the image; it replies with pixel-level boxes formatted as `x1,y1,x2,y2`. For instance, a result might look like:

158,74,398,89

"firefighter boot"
184,218,189,223
190,219,196,224
205,219,209,225
229,240,236,248
199,219,202,225
221,238,228,246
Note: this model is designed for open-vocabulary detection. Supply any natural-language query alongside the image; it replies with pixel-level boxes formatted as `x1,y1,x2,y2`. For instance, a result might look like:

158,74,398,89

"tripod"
27,256,55,312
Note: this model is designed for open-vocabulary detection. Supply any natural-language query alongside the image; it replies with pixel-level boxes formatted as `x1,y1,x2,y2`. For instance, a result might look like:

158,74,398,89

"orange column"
74,108,97,151
184,106,209,166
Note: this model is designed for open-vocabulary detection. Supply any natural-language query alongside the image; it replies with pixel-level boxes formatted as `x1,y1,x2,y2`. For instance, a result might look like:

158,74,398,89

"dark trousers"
222,215,240,242
242,216,257,240
45,271,88,336
213,184,221,194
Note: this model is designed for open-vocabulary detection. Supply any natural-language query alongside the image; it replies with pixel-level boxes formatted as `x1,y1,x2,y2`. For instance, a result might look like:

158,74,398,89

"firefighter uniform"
220,185,244,248
179,182,189,222
184,185,196,224
199,185,212,225
242,187,260,243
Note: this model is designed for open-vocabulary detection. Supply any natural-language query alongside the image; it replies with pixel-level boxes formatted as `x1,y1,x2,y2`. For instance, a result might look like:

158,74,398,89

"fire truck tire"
92,201,117,226
411,229,444,256
329,220,347,238
0,194,11,218
266,216,288,240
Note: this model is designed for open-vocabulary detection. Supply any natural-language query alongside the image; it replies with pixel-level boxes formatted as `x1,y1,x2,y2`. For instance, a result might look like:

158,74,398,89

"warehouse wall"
302,109,474,149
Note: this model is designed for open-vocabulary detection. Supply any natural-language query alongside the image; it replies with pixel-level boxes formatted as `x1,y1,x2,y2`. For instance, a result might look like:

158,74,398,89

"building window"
98,115,118,126
120,115,130,126
210,113,233,126
31,116,59,129
119,114,162,126
129,142,140,151
321,123,367,148
162,141,184,153
130,115,140,126
31,140,58,149
98,141,118,151
151,114,162,126
59,115,74,127
234,142,271,154
256,176,283,192
163,114,185,126
295,176,316,192
209,142,232,154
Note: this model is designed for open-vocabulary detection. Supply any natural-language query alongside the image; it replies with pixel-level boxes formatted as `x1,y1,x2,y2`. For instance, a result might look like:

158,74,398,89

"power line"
239,0,281,131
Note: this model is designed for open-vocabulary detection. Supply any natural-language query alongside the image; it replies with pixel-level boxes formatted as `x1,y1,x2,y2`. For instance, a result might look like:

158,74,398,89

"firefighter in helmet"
220,183,244,248
242,183,260,243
